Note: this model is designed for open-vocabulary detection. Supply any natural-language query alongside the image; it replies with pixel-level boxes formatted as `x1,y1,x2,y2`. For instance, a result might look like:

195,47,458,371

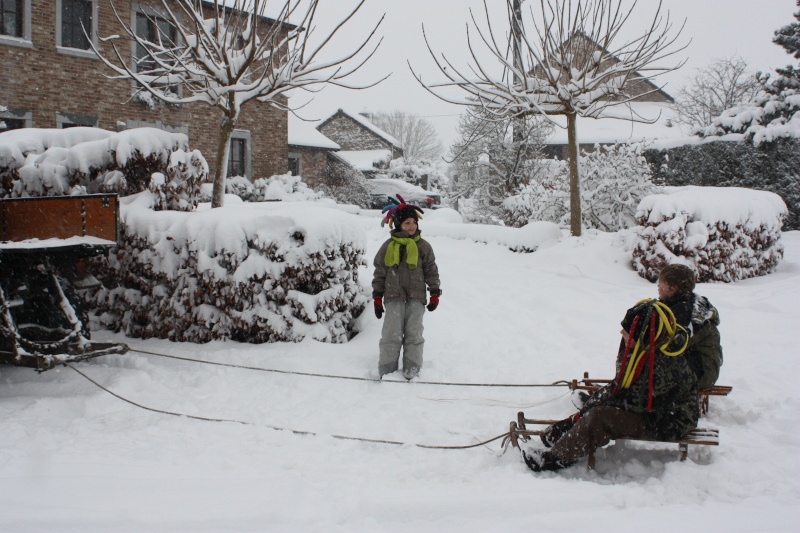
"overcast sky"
287,0,798,149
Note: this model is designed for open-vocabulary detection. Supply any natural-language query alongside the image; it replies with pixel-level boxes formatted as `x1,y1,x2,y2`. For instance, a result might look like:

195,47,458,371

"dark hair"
658,264,696,294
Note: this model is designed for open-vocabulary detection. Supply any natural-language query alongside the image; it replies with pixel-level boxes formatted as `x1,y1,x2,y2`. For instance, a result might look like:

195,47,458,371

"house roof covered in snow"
288,115,340,150
546,103,689,146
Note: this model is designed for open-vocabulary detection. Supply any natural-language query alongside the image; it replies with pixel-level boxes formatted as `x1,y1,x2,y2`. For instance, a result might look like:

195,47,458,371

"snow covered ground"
2,207,799,532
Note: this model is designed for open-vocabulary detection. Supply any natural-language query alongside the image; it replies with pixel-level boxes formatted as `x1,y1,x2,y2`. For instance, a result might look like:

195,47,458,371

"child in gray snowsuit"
372,196,441,380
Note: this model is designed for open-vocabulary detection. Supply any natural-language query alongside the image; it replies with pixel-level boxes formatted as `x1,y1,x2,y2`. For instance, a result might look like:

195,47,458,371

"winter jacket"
686,295,723,391
372,229,440,304
584,293,700,440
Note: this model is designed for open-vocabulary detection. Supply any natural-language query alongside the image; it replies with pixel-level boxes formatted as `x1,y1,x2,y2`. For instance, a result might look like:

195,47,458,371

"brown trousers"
549,406,647,464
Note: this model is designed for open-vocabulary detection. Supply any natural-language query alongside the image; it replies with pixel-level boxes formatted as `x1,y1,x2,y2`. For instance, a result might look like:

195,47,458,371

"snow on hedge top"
0,127,188,171
335,150,392,171
121,191,366,279
638,186,788,230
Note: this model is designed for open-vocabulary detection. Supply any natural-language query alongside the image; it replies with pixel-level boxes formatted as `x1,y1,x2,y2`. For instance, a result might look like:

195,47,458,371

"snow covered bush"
315,156,371,208
89,192,367,343
0,127,207,211
632,187,787,283
387,157,447,193
644,137,800,230
504,144,659,231
199,173,324,204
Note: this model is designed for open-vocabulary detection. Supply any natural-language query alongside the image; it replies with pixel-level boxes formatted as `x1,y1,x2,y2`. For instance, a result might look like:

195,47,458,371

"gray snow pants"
379,300,425,378
549,406,647,464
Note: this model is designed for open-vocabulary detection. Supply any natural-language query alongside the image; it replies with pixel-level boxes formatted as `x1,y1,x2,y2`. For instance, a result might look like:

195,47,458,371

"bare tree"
91,0,384,208
412,0,686,236
674,56,762,130
369,110,443,162
449,107,550,218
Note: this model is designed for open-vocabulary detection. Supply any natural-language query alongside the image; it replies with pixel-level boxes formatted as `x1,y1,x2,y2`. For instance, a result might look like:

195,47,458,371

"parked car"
366,178,441,209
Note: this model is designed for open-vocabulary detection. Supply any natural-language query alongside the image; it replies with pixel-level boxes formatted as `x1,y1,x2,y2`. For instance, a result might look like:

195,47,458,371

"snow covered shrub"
644,137,800,230
202,173,325,204
632,187,787,283
504,144,659,230
89,192,367,343
316,156,370,208
387,157,448,192
0,127,206,209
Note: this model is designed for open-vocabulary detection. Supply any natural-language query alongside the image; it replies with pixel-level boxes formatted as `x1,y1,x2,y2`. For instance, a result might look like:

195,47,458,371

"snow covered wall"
90,192,367,343
632,186,787,283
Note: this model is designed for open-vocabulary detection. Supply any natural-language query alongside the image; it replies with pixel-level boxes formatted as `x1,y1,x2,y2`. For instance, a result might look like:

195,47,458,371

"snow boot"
521,449,574,472
540,413,579,448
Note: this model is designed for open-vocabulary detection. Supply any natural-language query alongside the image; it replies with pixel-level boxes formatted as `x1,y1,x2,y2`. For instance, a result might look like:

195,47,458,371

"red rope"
613,315,639,395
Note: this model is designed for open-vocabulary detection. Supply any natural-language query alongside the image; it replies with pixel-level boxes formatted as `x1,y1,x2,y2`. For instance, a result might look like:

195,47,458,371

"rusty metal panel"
0,195,118,243
84,196,118,241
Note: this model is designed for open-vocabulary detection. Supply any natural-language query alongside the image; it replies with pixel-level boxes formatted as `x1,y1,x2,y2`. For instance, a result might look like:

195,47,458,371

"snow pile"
89,192,367,343
208,173,324,203
425,213,562,253
504,144,659,231
0,127,206,210
632,187,787,283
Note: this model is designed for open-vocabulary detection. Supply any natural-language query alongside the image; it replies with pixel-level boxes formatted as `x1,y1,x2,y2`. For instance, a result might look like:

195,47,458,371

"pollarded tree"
413,0,686,236
91,0,384,208
369,110,443,162
673,56,762,131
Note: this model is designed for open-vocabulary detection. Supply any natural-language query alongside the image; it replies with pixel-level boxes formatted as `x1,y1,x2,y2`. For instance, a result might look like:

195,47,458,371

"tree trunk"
566,112,582,237
211,115,235,209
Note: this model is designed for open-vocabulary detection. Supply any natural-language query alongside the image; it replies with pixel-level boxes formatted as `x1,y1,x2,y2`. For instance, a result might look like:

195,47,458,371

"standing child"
372,195,441,380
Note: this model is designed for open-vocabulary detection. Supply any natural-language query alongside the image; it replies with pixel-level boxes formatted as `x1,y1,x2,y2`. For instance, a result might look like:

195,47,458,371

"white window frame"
228,130,252,179
0,0,32,49
55,0,98,59
56,112,97,129
0,107,31,130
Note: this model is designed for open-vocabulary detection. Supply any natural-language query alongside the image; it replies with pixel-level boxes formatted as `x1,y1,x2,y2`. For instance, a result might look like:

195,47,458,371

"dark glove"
426,293,439,312
374,296,384,319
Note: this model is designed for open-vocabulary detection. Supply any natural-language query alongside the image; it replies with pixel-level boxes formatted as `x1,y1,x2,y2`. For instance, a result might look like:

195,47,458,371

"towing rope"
66,363,512,450
129,348,570,388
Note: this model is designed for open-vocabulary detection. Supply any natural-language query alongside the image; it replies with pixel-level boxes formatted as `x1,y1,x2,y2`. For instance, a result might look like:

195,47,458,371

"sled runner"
570,371,732,415
0,195,128,370
505,411,719,469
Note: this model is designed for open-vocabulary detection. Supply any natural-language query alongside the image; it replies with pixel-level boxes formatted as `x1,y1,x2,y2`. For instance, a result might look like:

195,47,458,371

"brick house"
287,114,341,190
0,0,289,180
539,34,681,159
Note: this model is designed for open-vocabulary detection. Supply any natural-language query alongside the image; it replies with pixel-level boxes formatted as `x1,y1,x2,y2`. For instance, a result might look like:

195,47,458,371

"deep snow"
1,208,799,532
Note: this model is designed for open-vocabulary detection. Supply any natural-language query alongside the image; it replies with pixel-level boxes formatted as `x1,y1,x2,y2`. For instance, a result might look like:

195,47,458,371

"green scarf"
385,234,420,269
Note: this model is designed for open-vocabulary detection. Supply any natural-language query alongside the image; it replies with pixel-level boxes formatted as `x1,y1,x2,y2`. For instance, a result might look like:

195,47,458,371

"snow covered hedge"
632,187,787,283
89,192,367,343
504,144,659,231
0,127,206,211
208,173,324,203
643,137,800,230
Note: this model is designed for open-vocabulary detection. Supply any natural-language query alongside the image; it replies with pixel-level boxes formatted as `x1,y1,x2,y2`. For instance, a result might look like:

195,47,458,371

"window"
0,0,30,46
56,112,97,129
134,10,177,74
0,108,31,131
0,0,21,37
288,154,301,177
56,0,97,51
228,131,251,179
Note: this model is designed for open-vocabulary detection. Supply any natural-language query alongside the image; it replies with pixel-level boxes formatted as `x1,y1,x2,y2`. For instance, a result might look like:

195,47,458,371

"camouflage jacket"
583,294,700,440
685,295,723,391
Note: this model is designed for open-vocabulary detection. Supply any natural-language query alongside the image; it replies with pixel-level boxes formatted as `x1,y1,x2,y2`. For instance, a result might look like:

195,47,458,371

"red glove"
427,294,439,312
374,296,384,319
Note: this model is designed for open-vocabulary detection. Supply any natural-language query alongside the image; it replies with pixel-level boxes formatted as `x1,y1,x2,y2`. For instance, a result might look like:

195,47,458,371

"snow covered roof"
319,109,403,151
334,150,392,172
546,103,688,146
288,115,339,150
